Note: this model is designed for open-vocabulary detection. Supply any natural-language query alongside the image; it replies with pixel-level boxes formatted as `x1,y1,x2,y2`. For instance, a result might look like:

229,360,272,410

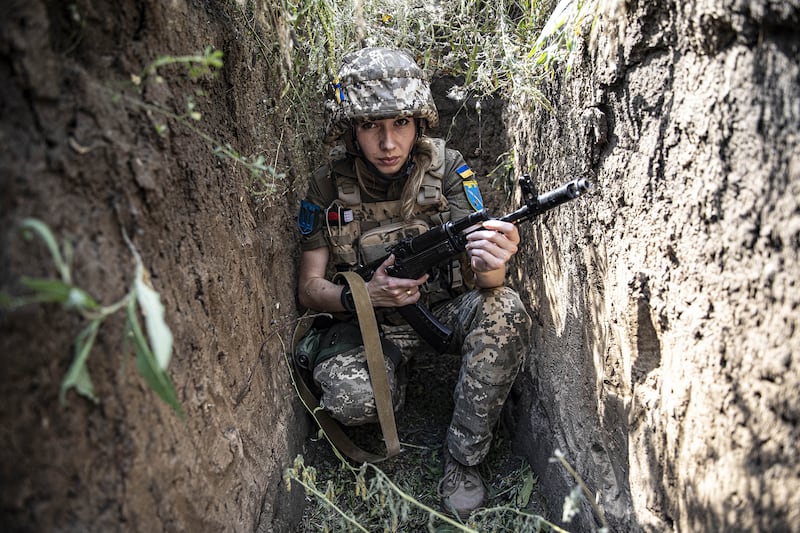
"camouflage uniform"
312,286,530,465
299,47,531,467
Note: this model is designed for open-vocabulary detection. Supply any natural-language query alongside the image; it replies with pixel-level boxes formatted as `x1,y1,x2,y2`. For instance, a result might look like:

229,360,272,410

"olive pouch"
294,319,401,370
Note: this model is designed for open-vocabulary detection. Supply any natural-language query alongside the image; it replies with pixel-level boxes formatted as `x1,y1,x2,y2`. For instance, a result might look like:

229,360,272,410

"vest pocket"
358,219,430,265
326,215,360,267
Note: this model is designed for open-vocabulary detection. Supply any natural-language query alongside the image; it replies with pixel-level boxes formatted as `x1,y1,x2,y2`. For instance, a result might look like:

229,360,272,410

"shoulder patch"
298,200,322,235
457,164,483,211
462,179,484,211
456,164,474,179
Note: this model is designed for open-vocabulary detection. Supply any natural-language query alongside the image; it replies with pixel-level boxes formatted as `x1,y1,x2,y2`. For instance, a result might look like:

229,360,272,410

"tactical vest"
323,139,465,296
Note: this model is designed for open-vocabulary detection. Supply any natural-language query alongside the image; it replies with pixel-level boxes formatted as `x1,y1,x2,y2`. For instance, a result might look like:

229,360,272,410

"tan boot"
437,448,487,519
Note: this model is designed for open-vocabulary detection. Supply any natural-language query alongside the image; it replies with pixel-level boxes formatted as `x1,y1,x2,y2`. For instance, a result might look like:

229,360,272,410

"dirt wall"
0,1,309,530
508,0,800,531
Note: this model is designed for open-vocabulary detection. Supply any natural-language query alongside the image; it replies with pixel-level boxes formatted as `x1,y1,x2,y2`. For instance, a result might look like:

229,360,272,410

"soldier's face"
355,117,416,176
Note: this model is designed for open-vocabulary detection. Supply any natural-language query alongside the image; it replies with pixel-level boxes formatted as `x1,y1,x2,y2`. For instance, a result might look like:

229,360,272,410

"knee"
312,350,402,426
478,286,532,334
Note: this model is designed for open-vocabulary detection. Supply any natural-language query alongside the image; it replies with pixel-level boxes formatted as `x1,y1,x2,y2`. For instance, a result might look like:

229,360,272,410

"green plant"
0,219,183,417
283,0,600,110
138,45,224,82
117,45,292,202
526,0,597,74
212,144,288,204
285,452,573,532
488,151,519,202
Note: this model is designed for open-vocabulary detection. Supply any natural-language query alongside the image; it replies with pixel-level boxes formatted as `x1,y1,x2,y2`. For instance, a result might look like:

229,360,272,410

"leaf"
134,268,173,371
516,469,536,508
19,277,98,310
20,277,72,303
19,218,71,283
126,298,184,418
60,319,100,404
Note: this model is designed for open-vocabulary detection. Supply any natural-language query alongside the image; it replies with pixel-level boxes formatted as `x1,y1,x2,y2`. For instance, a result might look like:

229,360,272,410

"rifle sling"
335,271,401,459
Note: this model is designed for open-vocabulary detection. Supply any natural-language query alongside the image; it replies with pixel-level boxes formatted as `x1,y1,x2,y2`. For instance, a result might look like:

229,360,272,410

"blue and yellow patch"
298,200,322,235
456,164,474,179
333,79,346,104
457,164,483,211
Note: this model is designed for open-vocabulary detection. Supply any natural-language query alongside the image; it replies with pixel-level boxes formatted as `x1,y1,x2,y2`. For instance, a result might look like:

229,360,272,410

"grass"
286,349,572,532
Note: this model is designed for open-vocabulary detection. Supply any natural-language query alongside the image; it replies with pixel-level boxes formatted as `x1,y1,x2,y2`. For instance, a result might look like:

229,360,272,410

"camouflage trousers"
312,286,531,466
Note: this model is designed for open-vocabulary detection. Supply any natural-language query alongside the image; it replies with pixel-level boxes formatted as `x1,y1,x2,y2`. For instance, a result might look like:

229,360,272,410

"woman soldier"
296,47,531,519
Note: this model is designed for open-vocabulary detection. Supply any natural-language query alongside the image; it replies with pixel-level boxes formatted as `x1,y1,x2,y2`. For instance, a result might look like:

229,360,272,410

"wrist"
340,285,356,313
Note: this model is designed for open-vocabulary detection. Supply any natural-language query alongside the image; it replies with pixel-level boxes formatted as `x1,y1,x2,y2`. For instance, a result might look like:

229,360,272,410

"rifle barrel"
499,178,591,224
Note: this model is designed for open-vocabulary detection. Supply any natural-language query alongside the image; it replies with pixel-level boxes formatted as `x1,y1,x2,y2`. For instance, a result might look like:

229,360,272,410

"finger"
482,219,516,233
481,221,520,245
469,244,512,269
469,231,519,255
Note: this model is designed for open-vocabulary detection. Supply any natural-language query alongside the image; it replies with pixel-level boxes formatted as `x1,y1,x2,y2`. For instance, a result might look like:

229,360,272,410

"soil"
2,0,799,532
1,1,309,530
507,1,800,531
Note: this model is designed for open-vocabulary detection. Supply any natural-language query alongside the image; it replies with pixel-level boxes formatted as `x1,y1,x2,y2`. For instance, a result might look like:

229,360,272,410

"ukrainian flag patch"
462,179,484,211
333,79,346,104
456,164,474,179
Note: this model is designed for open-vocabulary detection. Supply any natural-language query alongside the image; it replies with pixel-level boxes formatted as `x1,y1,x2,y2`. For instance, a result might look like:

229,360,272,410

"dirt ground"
508,1,800,531
2,0,799,532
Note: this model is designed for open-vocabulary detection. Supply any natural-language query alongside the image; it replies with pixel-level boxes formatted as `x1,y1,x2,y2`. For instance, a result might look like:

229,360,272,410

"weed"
283,0,601,108
285,451,575,532
118,46,291,201
488,152,519,202
0,219,183,417
138,45,224,82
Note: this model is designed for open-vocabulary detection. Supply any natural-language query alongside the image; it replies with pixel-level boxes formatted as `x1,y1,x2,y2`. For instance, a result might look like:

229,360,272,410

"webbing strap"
291,314,387,463
335,271,401,458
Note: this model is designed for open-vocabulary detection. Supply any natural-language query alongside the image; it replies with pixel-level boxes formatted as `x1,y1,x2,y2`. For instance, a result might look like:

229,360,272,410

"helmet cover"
324,47,439,143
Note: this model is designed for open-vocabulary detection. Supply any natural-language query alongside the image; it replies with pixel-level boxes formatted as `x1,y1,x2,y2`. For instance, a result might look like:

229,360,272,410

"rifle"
353,175,592,352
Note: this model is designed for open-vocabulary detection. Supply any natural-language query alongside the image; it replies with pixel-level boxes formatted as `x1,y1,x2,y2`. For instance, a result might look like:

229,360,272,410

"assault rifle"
353,175,592,352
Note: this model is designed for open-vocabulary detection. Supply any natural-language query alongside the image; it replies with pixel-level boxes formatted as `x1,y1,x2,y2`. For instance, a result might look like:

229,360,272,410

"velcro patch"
298,200,322,235
462,179,484,211
456,164,474,179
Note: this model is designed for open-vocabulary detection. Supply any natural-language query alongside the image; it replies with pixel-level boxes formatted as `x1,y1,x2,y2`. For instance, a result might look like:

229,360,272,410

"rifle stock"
352,176,592,352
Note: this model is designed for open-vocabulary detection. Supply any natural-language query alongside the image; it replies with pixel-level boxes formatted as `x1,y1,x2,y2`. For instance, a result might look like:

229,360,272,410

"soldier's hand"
367,254,428,308
466,219,520,273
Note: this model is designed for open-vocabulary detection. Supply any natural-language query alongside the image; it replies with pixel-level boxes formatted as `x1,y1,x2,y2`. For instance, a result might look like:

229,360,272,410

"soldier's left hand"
465,219,520,273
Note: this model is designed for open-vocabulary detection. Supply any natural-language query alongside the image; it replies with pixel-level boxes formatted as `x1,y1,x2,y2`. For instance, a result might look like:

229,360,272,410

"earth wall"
0,1,309,530
508,1,800,531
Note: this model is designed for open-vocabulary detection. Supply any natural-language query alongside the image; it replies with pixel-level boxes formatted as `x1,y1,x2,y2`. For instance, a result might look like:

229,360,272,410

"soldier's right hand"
366,254,428,308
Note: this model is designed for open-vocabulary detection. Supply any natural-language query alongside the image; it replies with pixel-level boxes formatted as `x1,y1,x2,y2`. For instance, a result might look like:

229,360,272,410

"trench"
1,1,799,532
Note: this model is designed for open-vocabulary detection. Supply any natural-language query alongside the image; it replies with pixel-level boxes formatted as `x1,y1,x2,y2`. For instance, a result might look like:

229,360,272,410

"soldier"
296,47,531,519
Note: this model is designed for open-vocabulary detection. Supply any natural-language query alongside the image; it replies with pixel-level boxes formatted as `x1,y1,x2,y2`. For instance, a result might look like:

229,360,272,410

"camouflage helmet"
324,47,439,143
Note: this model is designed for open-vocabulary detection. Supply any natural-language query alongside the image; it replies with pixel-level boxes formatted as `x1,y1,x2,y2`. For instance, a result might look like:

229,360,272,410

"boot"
437,447,487,519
